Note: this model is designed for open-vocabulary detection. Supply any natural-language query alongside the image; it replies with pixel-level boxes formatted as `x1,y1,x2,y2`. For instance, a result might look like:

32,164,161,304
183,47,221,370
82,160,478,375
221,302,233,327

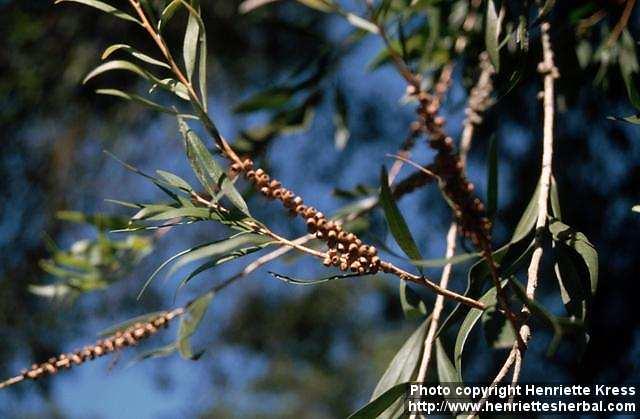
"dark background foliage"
0,0,639,417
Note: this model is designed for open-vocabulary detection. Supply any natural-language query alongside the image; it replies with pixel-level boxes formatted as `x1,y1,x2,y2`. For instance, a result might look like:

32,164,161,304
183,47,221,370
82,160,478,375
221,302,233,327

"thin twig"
486,19,558,393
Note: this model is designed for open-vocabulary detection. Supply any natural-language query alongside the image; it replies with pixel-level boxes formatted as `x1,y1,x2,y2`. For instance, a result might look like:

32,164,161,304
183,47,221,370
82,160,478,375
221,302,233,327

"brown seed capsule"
304,207,316,218
340,261,349,271
246,170,256,180
322,257,332,267
367,246,378,257
358,245,368,255
350,261,362,272
348,243,359,254
306,218,317,233
272,188,283,199
93,346,104,356
260,186,271,197
71,354,83,364
314,211,324,220
327,230,337,240
337,243,346,252
269,180,281,189
242,159,254,171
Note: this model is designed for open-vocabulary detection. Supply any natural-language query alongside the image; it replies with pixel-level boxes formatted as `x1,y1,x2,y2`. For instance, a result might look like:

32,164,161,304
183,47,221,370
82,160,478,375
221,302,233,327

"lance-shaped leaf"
348,382,409,419
178,117,250,215
511,181,540,243
178,290,214,359
400,281,427,319
54,0,142,25
485,0,501,72
101,44,170,69
633,205,640,213
95,89,182,116
269,271,366,286
178,0,208,109
379,166,422,261
455,281,506,381
369,318,428,418
159,0,181,31
380,166,426,318
167,233,271,278
411,252,480,268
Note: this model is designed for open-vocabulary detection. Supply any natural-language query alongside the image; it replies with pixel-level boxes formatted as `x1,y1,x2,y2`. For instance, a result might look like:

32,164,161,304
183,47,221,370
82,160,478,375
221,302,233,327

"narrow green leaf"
183,2,199,82
632,205,640,213
550,175,561,220
158,0,181,31
455,282,505,381
137,241,219,300
435,338,458,383
156,170,193,192
269,271,365,285
99,311,167,337
167,234,271,277
54,0,142,25
178,117,250,215
549,219,598,295
178,290,214,359
101,44,170,69
486,135,498,218
178,0,208,110
145,207,214,221
511,181,540,243
83,60,153,84
95,89,179,115
348,383,409,419
127,343,177,366
379,166,422,262
485,0,501,72
370,318,428,418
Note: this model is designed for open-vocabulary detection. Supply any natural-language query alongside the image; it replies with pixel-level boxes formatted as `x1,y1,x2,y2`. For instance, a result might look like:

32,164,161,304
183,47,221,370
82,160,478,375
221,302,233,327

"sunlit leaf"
101,44,170,69
178,117,250,215
485,0,501,72
619,30,640,110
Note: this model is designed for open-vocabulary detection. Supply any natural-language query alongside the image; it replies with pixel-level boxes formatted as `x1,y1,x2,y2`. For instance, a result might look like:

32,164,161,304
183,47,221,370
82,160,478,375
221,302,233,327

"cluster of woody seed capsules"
230,159,388,275
406,81,492,248
19,309,183,382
